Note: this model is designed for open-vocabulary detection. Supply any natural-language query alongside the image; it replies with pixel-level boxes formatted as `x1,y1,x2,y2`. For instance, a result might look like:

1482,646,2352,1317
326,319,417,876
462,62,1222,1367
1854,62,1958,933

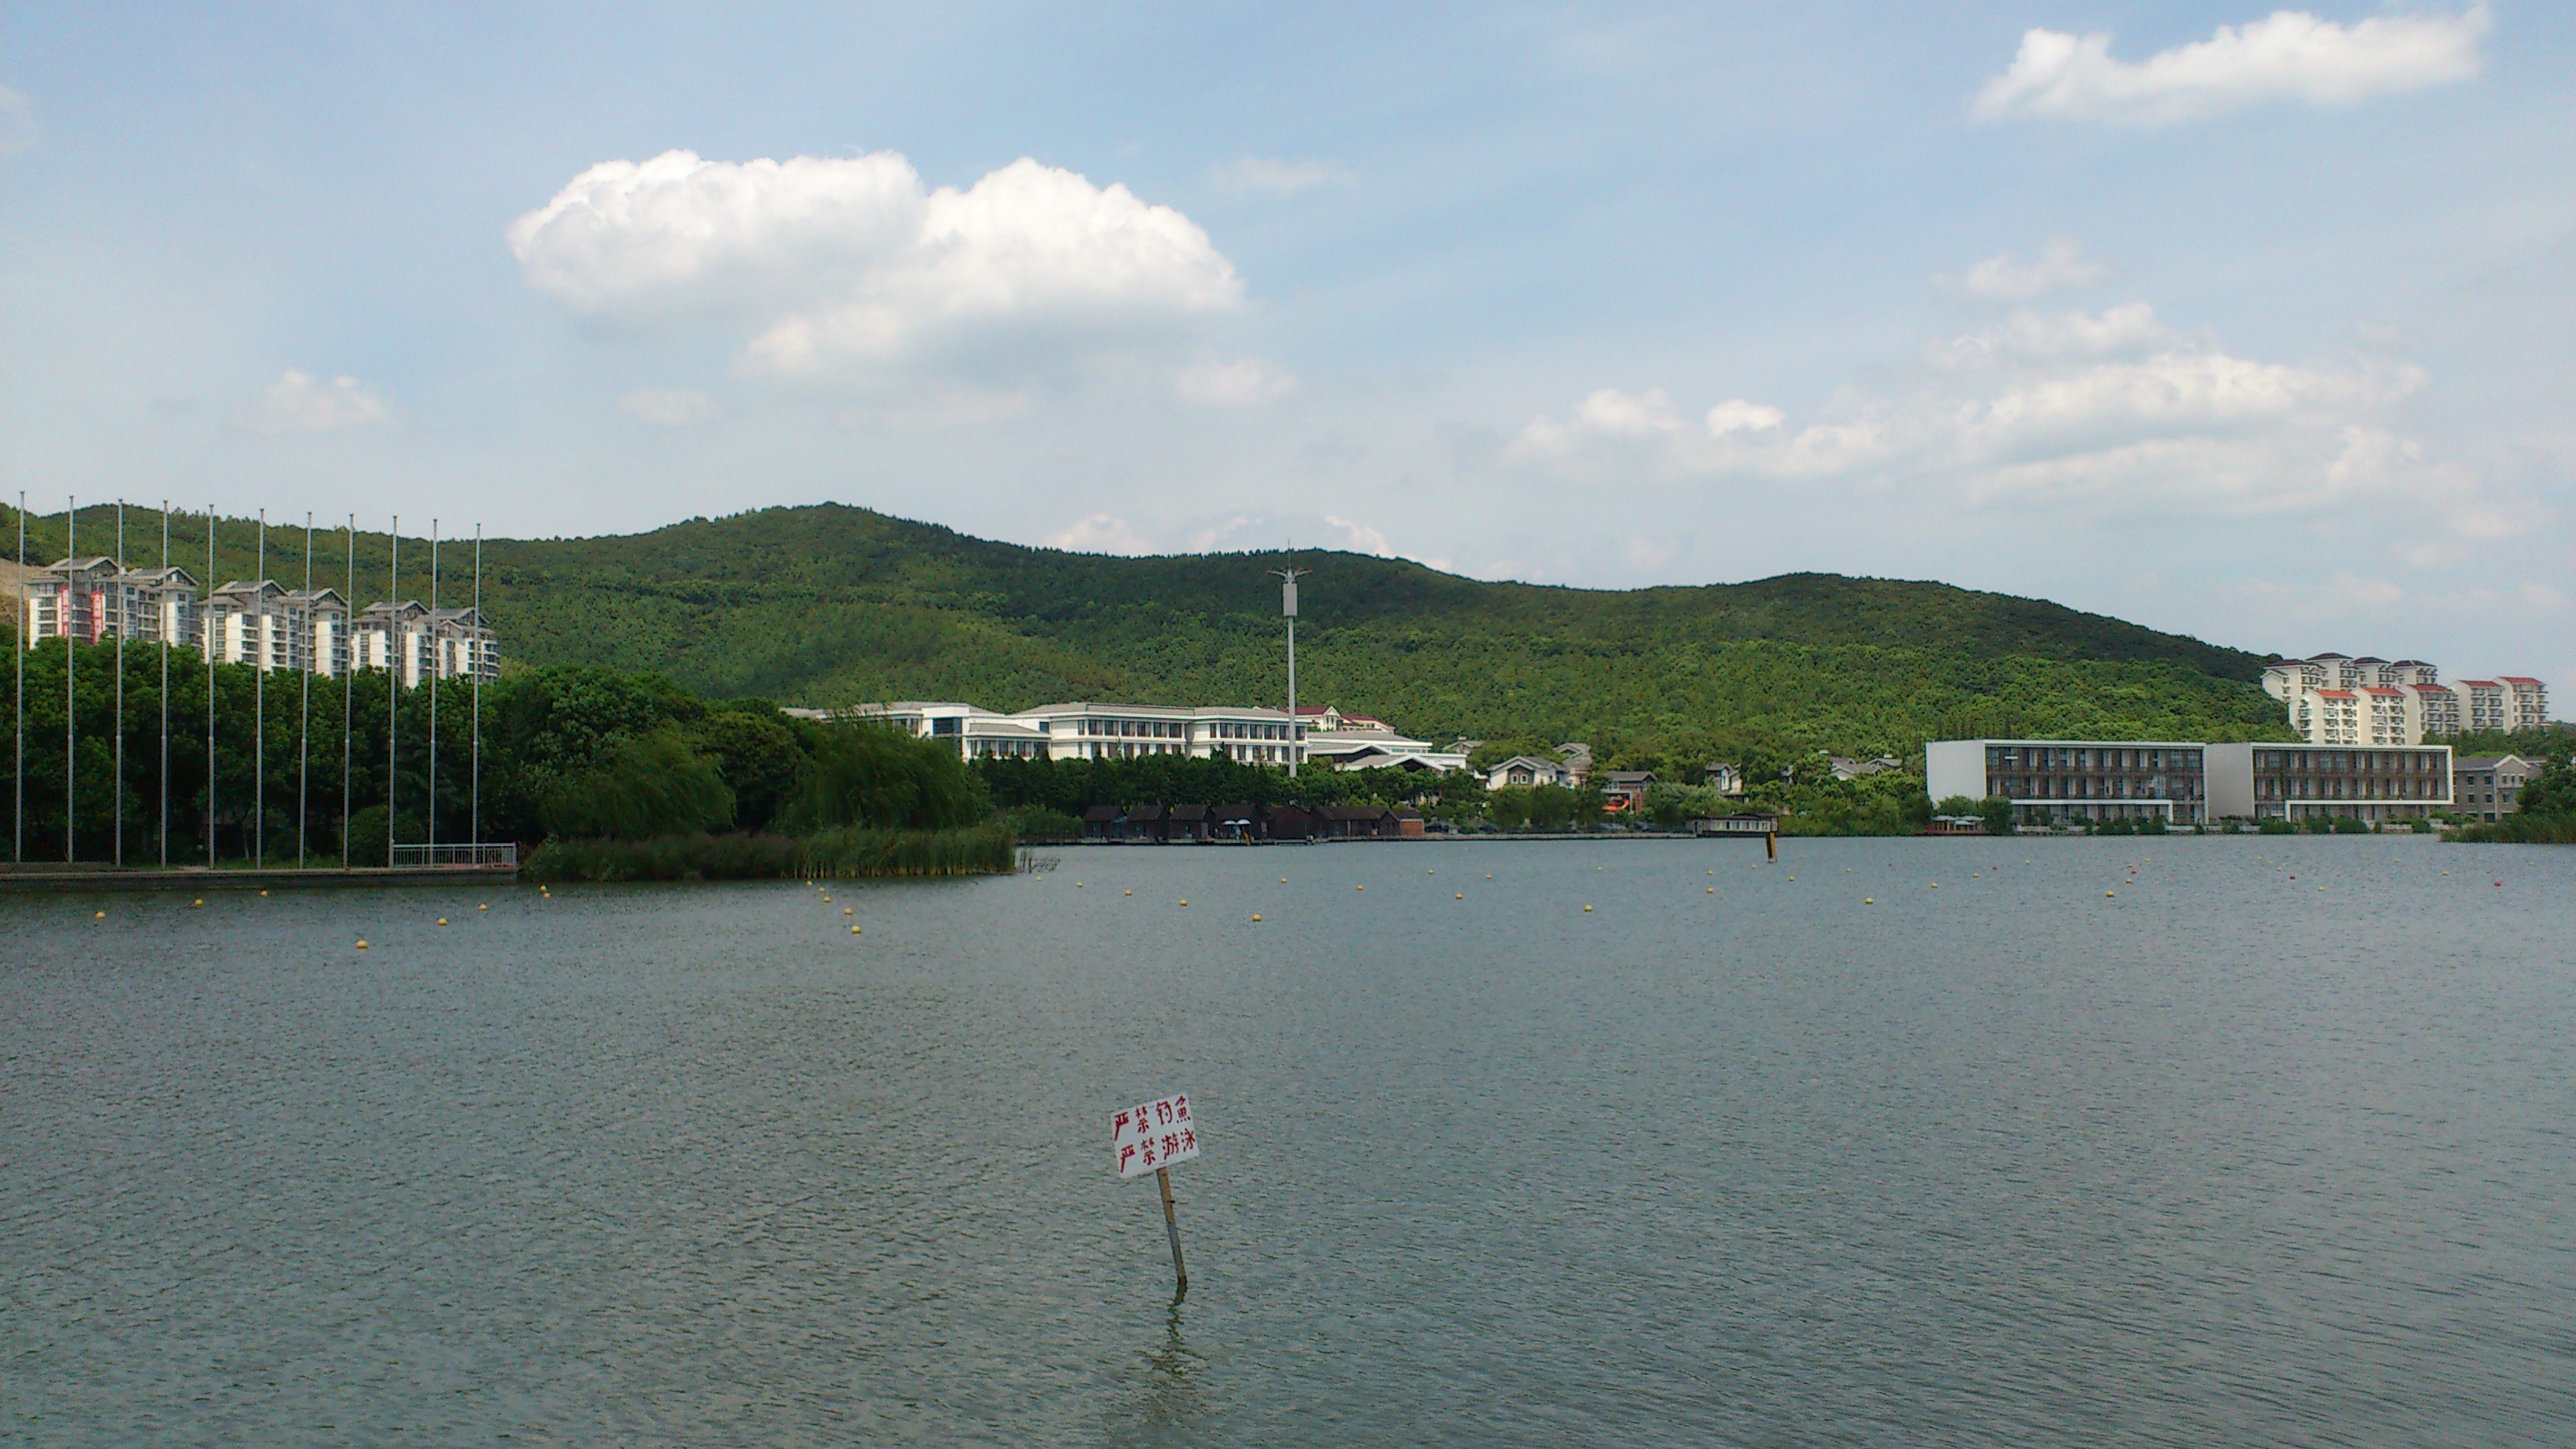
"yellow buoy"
1252,913,1263,922
1357,886,1365,892
1281,878,1288,883
355,939,369,949
193,897,204,906
1428,869,1436,874
1486,874,1492,879
1706,886,1714,893
94,910,106,919
1930,883,1939,889
478,903,488,911
1180,900,1189,907
1076,882,1083,888
437,918,448,926
851,924,861,934
1455,893,1464,900
1787,875,1795,881
844,908,853,915
1863,897,1874,904
259,889,268,897
2106,891,2116,897
1583,904,1593,912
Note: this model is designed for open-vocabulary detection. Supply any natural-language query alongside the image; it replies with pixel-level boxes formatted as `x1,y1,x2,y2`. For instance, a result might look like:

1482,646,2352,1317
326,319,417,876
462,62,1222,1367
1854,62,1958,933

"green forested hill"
5,500,2291,760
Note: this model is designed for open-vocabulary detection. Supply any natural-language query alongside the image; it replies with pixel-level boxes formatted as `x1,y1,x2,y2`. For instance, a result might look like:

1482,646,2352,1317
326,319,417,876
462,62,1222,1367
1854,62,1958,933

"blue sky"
4,3,2569,690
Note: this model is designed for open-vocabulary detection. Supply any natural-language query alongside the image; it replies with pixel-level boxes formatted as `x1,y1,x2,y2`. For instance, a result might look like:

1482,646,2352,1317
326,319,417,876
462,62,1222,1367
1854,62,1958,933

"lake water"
6,837,2573,1447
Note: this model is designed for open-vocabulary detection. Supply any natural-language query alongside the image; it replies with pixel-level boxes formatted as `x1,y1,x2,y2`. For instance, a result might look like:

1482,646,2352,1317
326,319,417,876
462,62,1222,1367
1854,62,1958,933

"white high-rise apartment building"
2264,653,2546,743
21,558,201,650
22,556,496,691
204,580,350,676
351,601,499,688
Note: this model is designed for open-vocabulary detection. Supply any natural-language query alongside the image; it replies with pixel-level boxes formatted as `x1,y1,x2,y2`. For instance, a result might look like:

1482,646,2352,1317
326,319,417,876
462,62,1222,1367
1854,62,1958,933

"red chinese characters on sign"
1111,1091,1202,1179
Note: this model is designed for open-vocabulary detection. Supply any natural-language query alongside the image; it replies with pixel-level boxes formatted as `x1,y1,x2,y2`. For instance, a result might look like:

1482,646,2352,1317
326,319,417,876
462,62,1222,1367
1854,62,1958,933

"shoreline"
0,865,520,893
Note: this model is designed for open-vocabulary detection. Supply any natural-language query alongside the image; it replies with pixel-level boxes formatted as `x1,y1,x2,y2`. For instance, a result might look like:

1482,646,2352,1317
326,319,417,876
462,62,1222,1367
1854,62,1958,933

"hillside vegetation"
5,501,2290,760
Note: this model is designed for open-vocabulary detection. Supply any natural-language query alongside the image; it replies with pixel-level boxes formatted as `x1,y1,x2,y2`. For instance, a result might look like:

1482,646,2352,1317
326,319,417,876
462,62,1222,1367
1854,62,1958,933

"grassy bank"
526,824,1020,882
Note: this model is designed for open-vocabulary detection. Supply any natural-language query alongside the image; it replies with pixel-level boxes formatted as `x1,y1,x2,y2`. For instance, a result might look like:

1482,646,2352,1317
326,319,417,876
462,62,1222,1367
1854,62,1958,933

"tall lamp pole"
1270,565,1309,776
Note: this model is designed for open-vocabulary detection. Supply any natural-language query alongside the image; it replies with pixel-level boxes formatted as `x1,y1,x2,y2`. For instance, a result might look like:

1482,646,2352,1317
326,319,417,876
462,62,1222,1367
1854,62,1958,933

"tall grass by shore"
2448,815,2576,845
526,825,1019,882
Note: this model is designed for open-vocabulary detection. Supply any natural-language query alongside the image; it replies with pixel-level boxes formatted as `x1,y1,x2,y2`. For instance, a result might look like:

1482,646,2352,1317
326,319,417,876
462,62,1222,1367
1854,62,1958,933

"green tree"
1979,796,2016,837
542,730,736,840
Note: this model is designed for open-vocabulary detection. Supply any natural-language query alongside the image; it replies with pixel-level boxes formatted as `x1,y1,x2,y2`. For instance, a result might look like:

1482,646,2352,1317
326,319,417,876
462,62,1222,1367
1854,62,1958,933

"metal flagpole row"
299,514,313,867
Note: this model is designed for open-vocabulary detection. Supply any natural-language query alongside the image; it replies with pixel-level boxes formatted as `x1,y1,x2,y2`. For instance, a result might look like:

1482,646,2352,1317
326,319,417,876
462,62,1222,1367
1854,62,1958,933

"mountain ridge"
2,500,2292,757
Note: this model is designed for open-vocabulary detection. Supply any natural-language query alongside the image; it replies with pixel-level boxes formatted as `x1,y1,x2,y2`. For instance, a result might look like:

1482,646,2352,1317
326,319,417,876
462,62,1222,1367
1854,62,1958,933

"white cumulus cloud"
233,369,396,434
510,150,1241,382
618,388,721,426
1974,6,2490,126
1941,238,2109,301
1507,301,2496,526
1175,357,1298,406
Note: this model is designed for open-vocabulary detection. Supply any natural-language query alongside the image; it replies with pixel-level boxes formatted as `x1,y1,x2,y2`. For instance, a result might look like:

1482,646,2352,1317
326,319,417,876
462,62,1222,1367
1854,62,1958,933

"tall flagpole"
65,496,75,863
427,519,438,858
115,501,125,867
207,505,217,865
159,501,170,867
387,516,398,867
471,523,482,856
14,492,24,864
342,515,354,864
254,511,265,869
298,513,313,867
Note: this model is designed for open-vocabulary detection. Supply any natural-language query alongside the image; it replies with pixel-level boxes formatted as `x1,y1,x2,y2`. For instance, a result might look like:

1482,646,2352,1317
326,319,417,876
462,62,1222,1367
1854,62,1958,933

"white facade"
1484,754,1576,791
205,581,349,676
2265,654,2545,742
352,601,498,688
834,700,1309,765
21,558,201,650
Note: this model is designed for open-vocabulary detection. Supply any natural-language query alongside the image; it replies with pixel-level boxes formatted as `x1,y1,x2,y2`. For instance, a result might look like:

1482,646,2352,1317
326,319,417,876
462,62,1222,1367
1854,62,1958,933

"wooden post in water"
1765,828,1776,860
1156,1165,1188,1295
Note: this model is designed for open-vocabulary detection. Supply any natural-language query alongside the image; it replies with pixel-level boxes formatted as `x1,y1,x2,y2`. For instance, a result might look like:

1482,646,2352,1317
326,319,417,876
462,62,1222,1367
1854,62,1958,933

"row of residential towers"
2261,653,2546,747
18,556,496,687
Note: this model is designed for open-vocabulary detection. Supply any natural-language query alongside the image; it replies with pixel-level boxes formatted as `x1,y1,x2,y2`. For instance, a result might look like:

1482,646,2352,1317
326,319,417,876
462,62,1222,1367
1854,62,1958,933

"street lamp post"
1270,565,1309,776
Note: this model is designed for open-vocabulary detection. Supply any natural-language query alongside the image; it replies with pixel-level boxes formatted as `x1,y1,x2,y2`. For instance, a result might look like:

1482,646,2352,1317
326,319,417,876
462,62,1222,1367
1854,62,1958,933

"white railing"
388,842,519,868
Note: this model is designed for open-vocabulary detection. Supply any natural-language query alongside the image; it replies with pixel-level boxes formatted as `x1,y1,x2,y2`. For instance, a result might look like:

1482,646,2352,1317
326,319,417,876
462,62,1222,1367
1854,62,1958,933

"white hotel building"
828,701,1308,765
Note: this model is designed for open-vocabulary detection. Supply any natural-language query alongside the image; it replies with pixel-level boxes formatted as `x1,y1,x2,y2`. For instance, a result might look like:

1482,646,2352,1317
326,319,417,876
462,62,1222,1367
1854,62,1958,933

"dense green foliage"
9,500,2301,769
541,730,736,841
0,632,1001,867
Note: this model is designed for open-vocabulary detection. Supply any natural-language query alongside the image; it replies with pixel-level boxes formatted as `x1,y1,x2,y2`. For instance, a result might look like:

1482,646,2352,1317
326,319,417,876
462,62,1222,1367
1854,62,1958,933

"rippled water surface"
6,837,2574,1446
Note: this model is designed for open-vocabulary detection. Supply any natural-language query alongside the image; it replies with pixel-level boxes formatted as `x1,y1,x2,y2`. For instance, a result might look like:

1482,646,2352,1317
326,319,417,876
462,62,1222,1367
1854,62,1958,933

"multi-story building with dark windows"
1926,739,2208,826
2203,743,2452,823
1931,738,2458,827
